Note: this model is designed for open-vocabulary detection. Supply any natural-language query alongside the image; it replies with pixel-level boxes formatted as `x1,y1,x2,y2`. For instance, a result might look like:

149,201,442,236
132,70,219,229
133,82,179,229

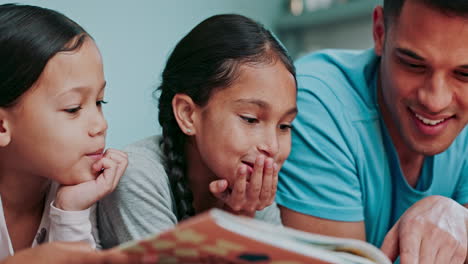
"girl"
0,3,128,260
98,14,297,247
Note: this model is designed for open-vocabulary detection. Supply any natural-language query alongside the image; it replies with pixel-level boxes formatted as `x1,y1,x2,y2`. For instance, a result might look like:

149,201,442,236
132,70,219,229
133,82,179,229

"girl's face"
191,61,297,186
1,38,108,185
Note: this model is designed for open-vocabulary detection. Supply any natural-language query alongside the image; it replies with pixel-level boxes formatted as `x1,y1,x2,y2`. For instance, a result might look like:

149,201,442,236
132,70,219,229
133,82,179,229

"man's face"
374,0,468,156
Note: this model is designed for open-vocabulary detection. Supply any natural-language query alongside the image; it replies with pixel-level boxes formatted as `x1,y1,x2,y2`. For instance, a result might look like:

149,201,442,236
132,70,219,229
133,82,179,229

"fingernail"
218,180,226,188
239,165,247,174
273,163,278,170
266,158,273,168
257,155,265,165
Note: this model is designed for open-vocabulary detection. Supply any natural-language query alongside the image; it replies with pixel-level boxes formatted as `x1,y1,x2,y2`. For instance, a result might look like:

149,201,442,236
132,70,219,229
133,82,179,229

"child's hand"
209,155,279,217
1,241,157,264
55,149,128,211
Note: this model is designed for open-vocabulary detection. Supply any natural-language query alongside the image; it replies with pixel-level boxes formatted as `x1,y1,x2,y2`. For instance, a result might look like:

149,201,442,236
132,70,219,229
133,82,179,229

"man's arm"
280,205,366,241
465,203,468,264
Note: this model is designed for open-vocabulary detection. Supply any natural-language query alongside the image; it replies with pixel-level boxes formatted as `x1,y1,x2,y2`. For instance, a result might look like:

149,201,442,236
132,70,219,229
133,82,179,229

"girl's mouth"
241,161,254,176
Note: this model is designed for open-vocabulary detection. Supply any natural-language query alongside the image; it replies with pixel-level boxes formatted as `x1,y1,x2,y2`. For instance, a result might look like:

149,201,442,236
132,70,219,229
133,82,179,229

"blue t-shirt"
277,48,468,247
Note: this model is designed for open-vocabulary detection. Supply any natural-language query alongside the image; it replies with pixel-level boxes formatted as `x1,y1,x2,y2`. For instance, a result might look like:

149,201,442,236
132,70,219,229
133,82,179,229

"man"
277,0,468,263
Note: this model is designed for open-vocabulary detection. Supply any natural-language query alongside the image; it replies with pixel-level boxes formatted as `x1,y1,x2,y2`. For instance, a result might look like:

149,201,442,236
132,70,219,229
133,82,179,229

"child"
1,241,155,264
98,14,297,247
0,3,127,260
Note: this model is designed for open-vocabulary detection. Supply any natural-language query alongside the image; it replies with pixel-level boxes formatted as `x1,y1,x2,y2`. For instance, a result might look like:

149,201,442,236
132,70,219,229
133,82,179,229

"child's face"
192,61,297,185
4,38,107,185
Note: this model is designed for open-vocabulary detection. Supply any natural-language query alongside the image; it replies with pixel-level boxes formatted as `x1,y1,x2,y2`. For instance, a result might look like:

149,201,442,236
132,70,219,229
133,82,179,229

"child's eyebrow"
233,98,297,117
233,98,269,109
285,107,298,116
54,81,107,98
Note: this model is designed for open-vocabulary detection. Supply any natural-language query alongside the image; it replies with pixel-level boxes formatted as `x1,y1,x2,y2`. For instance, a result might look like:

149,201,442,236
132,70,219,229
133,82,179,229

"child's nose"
88,112,108,137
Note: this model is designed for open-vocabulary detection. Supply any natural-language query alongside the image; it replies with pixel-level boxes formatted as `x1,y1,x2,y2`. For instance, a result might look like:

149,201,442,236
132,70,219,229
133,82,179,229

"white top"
0,182,97,260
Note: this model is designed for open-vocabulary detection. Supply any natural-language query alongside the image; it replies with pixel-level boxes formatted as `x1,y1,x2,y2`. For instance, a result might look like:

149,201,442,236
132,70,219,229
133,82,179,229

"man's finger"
380,221,400,262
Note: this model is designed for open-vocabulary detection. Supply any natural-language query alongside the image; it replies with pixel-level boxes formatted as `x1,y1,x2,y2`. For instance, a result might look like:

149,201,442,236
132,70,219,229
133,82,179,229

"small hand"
2,242,157,264
380,195,468,264
209,155,279,216
55,148,128,211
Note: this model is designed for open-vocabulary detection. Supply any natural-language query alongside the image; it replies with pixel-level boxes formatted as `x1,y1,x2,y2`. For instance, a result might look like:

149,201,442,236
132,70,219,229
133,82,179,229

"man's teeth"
415,113,445,126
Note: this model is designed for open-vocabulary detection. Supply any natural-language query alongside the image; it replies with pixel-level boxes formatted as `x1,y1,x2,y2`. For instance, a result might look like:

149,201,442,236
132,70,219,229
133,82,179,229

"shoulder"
103,135,172,206
124,135,163,162
122,135,167,184
295,48,380,120
98,135,177,247
295,48,377,78
441,126,468,164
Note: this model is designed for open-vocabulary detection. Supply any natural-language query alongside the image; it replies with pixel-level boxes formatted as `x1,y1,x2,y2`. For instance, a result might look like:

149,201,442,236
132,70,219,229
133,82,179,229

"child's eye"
64,106,82,114
96,100,108,107
240,115,258,124
279,124,293,131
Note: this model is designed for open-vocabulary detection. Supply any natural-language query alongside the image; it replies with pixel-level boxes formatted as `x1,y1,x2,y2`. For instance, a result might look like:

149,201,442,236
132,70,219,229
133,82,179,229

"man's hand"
381,195,467,264
55,149,128,211
209,155,278,217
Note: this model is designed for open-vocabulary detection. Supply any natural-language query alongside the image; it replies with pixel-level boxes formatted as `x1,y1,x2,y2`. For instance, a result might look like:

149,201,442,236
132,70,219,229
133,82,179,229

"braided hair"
156,14,296,221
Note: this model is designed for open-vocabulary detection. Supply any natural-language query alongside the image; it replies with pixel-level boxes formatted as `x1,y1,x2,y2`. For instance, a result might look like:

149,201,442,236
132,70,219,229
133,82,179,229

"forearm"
2,255,23,264
280,206,366,240
48,202,95,247
465,204,468,264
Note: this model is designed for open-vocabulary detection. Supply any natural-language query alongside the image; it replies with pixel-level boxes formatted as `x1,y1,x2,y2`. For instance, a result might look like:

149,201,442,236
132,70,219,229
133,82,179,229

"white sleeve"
48,201,96,249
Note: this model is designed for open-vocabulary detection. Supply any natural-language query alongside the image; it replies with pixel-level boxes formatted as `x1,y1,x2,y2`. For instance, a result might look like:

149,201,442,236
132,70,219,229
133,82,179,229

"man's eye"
404,61,424,69
399,58,425,70
455,71,468,78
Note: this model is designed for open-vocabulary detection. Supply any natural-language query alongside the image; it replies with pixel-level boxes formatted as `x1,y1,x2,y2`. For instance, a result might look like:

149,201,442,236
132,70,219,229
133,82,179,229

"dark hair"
0,4,88,107
156,14,296,221
383,0,468,28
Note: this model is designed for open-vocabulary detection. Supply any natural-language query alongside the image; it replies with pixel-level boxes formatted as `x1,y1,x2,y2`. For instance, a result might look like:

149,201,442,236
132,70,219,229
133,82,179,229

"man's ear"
172,94,198,136
373,6,386,56
0,109,12,147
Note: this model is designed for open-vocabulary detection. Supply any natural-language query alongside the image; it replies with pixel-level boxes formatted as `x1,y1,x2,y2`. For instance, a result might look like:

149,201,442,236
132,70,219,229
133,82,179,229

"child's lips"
86,149,104,160
241,161,254,174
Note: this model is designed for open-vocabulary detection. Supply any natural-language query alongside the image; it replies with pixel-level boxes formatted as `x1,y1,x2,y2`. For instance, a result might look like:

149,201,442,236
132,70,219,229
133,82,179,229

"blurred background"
1,0,381,148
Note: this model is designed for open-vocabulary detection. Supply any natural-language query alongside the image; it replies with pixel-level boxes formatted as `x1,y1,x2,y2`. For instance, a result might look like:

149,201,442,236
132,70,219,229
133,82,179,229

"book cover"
119,209,391,264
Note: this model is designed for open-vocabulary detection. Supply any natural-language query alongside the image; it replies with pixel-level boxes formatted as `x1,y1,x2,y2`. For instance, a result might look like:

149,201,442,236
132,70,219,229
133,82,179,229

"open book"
119,208,391,264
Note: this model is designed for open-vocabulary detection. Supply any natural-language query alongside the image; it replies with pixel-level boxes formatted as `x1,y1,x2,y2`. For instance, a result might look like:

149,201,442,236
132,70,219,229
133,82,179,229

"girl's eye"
240,116,258,124
280,124,293,131
64,106,82,114
96,100,108,107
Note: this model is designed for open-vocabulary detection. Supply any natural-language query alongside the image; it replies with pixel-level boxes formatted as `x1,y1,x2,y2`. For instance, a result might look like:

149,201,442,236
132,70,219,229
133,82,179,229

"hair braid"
158,88,195,221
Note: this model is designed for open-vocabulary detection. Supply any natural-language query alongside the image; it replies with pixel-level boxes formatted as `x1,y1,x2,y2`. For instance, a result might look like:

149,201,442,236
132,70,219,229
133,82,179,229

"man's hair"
384,0,468,27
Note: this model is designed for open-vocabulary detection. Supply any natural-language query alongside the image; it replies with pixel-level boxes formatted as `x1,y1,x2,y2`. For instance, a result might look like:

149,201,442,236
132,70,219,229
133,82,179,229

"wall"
1,0,283,148
277,0,380,59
